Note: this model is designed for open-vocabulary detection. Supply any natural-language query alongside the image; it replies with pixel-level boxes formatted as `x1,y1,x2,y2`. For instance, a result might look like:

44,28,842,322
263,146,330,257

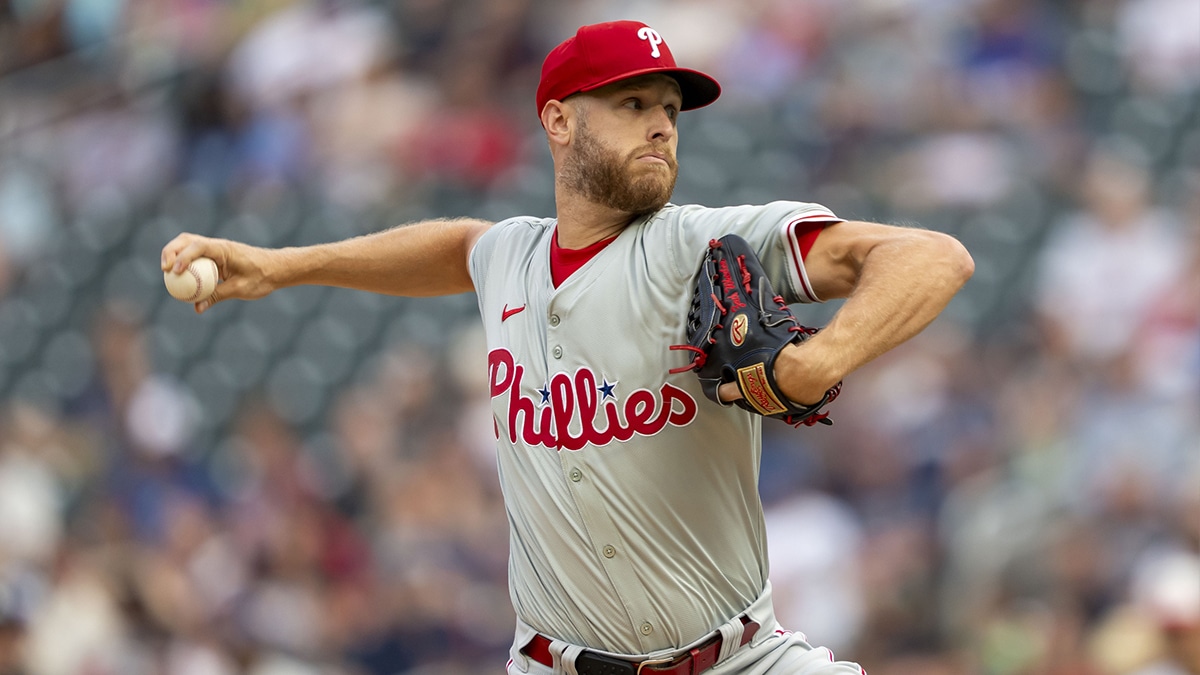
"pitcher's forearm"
823,232,970,363
777,230,973,403
269,218,492,296
161,217,493,313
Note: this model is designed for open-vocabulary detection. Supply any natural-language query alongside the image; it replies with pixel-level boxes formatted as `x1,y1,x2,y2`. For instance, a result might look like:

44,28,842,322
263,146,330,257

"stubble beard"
560,119,678,217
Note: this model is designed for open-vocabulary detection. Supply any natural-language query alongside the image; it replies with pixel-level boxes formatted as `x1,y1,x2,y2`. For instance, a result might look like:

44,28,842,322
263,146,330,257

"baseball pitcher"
161,20,973,675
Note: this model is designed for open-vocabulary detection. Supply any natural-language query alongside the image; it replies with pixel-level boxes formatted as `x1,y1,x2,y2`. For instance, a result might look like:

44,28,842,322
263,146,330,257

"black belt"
522,616,760,675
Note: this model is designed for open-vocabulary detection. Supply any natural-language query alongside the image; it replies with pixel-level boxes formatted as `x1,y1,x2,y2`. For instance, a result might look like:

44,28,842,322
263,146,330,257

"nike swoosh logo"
502,304,526,322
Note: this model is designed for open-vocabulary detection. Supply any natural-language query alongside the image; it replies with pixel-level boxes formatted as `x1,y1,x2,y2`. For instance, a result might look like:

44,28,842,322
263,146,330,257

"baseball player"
162,20,973,675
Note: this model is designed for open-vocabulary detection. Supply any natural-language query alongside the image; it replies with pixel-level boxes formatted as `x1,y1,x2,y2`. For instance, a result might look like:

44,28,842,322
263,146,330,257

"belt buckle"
575,650,638,675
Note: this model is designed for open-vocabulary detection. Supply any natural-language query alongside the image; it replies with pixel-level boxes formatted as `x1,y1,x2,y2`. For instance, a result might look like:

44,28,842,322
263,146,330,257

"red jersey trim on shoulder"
782,211,842,303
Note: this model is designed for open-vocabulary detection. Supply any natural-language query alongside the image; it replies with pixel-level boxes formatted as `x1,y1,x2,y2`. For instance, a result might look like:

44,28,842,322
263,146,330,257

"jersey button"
640,622,654,636
552,345,563,359
569,468,582,482
602,545,616,558
549,314,560,326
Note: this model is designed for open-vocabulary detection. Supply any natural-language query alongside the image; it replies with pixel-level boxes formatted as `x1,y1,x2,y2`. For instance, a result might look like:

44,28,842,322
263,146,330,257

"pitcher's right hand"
161,233,279,313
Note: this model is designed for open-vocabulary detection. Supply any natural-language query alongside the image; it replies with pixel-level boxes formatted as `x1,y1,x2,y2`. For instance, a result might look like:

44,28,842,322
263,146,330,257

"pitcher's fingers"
194,274,257,314
161,234,197,271
161,234,215,273
171,237,222,274
194,284,227,314
718,382,743,402
195,297,214,314
195,279,255,312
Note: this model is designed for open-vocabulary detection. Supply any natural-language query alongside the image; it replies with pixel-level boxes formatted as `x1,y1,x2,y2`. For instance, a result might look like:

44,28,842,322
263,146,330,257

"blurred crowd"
0,0,1197,674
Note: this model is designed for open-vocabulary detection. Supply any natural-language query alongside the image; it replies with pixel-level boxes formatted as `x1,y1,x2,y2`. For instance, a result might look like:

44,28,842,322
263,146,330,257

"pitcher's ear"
542,100,574,145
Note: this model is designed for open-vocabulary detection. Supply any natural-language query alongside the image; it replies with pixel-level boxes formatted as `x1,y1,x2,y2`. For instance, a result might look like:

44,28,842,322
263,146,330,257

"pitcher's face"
560,75,682,216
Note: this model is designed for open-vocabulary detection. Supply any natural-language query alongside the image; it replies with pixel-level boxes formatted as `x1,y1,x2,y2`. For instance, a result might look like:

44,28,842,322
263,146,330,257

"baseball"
164,257,219,303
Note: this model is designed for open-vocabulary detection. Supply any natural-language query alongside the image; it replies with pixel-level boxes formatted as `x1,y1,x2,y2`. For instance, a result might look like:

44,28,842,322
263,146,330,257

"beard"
559,120,678,217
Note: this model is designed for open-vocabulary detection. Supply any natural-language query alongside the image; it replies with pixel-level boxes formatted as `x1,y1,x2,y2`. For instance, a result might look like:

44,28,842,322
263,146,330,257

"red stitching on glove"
736,255,752,293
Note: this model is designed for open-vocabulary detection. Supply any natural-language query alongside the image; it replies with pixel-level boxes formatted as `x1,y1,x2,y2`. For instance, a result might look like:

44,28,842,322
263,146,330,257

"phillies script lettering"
488,349,697,450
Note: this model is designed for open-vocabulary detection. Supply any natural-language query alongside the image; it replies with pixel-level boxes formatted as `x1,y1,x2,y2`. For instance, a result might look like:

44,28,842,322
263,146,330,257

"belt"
522,617,760,675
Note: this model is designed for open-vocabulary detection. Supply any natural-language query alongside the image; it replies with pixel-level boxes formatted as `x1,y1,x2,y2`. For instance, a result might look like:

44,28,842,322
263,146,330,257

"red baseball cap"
536,20,721,120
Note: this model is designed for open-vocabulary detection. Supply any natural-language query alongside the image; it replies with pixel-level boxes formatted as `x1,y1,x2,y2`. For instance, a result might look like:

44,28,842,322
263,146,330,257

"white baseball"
164,257,219,303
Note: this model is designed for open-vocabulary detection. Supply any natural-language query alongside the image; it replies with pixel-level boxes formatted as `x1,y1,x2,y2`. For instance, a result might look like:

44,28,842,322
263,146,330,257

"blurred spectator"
1033,144,1195,522
397,58,525,191
765,491,865,654
394,0,537,192
326,386,404,519
1133,186,1200,399
952,0,1063,128
177,70,254,194
53,86,178,209
883,125,1020,213
217,0,405,194
0,159,60,289
1117,0,1200,95
307,55,437,207
71,303,151,436
1126,549,1200,675
1091,548,1200,675
124,376,200,460
1034,142,1188,366
0,0,70,75
818,0,950,137
0,403,65,568
0,608,24,675
23,547,127,675
709,0,838,107
225,0,394,115
60,0,126,51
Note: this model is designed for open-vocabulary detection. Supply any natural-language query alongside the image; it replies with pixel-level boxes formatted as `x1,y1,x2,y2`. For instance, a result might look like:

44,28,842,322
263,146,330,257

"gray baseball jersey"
468,200,842,657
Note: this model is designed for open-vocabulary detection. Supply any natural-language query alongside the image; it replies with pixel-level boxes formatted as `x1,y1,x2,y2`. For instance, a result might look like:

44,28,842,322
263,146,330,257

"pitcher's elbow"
952,238,975,286
931,231,974,288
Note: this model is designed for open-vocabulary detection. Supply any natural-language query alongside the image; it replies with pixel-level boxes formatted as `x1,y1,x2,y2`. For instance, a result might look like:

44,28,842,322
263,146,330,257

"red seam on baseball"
185,265,204,302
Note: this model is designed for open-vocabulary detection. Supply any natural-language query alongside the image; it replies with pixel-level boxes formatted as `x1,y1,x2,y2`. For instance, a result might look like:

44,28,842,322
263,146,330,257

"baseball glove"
670,234,841,426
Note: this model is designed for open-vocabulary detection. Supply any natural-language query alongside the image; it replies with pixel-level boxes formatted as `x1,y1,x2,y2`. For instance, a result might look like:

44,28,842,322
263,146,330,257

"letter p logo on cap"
637,26,663,58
